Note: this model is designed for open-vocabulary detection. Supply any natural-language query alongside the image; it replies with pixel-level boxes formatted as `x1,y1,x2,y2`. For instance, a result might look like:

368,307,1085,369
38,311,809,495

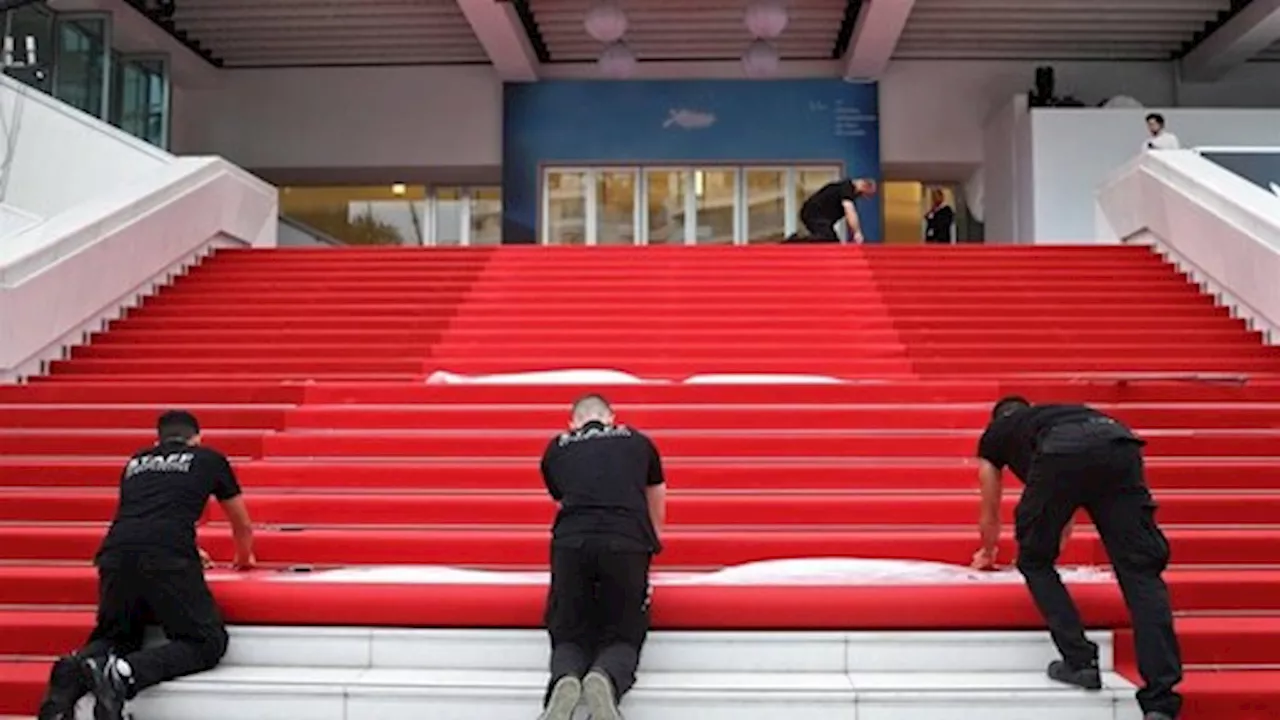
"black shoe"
1047,659,1103,691
37,654,91,720
83,654,130,720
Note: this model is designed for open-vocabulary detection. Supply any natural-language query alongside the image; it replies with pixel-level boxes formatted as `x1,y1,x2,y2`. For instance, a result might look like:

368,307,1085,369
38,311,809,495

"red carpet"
0,245,1278,717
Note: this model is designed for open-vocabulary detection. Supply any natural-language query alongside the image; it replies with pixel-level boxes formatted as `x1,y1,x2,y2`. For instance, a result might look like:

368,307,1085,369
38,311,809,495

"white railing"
1096,149,1280,345
0,75,277,383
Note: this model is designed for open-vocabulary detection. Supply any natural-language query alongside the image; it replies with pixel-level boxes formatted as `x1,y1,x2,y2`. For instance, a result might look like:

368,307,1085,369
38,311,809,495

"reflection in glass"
3,3,54,93
434,187,464,246
280,185,426,246
469,186,502,246
595,170,636,245
110,57,168,147
545,171,587,245
745,169,786,242
54,17,107,117
692,168,736,244
644,170,685,245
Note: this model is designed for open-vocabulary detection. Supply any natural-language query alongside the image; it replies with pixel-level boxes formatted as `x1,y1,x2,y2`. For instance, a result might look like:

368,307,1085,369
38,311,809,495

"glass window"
468,186,502,246
596,170,636,245
692,168,736,244
53,16,108,118
644,169,685,245
745,168,786,243
545,170,587,245
3,2,54,94
434,187,464,246
109,56,168,148
279,185,426,246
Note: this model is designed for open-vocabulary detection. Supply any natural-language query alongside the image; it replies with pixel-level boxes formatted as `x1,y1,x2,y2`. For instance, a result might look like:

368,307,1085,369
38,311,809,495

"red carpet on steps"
1,245,1279,718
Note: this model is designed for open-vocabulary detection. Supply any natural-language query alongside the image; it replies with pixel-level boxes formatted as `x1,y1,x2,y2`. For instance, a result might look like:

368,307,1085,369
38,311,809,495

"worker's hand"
232,552,257,571
198,548,214,570
852,232,865,244
971,546,999,570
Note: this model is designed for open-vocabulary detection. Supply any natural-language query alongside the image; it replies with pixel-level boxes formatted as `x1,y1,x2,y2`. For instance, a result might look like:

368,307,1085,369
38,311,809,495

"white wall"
1098,150,1280,342
174,65,503,174
1029,108,1280,242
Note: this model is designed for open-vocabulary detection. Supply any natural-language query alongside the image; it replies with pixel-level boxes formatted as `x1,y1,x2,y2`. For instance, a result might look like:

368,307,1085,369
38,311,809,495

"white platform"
109,628,1143,720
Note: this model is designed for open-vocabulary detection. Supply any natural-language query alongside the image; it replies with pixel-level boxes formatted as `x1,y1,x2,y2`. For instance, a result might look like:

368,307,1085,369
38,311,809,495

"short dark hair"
157,410,200,442
991,395,1030,420
1145,113,1165,126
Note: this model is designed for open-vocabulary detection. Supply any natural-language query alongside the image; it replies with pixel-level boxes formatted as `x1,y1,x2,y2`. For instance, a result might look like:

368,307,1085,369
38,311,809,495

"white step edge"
207,627,1117,674
121,667,1142,720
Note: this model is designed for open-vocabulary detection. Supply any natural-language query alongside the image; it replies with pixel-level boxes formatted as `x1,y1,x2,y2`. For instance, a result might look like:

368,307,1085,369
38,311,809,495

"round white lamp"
585,1,628,44
745,0,788,39
599,41,637,78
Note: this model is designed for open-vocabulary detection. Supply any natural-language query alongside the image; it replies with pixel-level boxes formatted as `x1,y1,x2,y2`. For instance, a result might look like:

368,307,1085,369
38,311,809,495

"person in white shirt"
1144,113,1181,151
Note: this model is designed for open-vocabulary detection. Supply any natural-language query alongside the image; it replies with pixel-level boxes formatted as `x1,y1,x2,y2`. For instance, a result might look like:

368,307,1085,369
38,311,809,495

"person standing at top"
793,177,878,244
38,410,255,720
1144,113,1181,151
923,188,955,244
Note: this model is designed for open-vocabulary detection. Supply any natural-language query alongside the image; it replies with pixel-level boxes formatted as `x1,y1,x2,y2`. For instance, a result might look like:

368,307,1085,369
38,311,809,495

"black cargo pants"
543,539,652,706
1014,421,1183,717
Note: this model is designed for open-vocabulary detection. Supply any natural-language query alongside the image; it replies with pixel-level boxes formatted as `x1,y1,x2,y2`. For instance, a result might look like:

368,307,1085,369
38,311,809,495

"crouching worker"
538,394,667,720
39,410,256,720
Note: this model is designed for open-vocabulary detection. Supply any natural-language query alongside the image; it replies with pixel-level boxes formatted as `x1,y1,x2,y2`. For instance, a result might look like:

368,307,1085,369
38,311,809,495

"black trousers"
544,541,652,706
1015,437,1183,717
81,552,229,697
797,206,841,242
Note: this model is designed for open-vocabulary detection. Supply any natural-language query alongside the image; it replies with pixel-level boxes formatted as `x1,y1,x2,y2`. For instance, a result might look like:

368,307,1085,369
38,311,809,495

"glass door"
643,168,686,245
691,168,737,244
595,169,638,245
744,167,787,243
468,186,502,246
543,169,588,245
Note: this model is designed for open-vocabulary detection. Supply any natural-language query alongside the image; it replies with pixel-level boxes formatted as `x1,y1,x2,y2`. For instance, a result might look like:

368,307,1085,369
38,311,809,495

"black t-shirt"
804,179,860,220
98,441,242,560
976,404,1133,483
540,421,665,553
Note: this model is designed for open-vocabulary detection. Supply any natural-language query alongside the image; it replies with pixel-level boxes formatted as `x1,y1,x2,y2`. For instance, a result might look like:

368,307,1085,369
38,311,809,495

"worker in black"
972,396,1182,720
790,177,877,243
538,394,667,720
37,410,256,720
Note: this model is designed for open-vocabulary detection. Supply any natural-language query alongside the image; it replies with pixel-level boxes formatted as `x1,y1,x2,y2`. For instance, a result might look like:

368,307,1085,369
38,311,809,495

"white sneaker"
582,671,621,720
539,675,581,720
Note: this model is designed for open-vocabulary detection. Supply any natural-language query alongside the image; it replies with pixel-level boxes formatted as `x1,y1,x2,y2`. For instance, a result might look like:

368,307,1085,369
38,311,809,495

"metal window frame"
51,11,112,120
112,52,171,149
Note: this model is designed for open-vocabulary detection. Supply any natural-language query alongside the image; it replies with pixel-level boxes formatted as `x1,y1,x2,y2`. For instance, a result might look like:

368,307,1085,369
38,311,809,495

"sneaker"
37,655,91,720
582,670,621,720
1143,713,1175,720
83,654,131,720
539,675,582,720
1047,659,1103,691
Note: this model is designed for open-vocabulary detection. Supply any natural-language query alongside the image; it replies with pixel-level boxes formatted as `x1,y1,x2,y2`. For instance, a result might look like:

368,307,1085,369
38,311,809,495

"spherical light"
745,0,788,39
584,1,628,44
599,42,637,78
742,39,780,78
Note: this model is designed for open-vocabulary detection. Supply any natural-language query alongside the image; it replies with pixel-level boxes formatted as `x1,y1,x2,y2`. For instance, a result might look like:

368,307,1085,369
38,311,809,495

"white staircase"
114,628,1142,720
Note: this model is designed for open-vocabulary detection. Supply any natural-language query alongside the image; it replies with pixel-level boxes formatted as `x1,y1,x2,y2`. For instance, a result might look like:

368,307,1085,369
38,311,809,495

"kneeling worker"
972,397,1182,720
794,177,877,243
539,394,667,720
39,410,256,720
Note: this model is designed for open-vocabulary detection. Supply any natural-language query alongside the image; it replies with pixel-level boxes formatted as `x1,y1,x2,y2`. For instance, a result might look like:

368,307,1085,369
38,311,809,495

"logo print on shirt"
557,425,633,447
125,453,196,478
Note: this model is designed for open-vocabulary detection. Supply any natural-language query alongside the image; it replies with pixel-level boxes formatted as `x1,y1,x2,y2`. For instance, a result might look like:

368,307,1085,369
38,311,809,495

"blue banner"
502,78,881,243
